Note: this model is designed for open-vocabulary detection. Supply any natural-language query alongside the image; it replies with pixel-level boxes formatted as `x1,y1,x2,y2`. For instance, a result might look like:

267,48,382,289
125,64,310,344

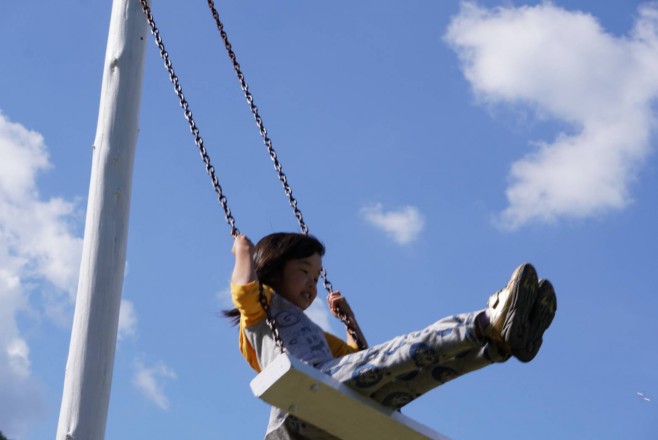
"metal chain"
140,0,365,351
205,1,366,351
259,284,285,353
139,0,239,238
139,0,288,351
205,0,308,237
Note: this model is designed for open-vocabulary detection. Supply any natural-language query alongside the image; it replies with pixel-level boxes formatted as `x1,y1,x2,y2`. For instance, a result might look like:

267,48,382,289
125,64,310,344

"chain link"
139,0,239,238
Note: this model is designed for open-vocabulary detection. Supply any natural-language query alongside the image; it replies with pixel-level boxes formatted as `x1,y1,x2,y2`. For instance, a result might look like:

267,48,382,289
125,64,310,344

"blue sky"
1,1,657,439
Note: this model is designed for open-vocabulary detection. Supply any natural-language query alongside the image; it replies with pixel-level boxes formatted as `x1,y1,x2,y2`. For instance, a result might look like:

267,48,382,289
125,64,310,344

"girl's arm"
231,234,256,285
327,292,368,349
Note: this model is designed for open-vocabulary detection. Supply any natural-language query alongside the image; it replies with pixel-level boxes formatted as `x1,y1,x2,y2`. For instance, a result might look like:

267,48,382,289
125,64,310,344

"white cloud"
133,360,177,410
6,338,31,379
0,111,82,438
360,203,425,244
445,2,658,229
118,299,138,341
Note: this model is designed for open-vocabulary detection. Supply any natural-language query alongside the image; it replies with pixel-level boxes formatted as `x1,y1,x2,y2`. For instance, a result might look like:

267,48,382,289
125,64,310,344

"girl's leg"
319,262,543,410
319,311,507,405
368,342,509,408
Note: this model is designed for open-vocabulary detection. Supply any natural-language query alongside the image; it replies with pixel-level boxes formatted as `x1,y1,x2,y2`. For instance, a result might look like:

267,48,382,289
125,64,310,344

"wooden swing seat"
251,353,450,440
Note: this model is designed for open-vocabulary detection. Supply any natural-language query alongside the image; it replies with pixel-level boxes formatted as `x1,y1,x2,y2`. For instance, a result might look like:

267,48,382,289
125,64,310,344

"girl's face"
274,253,323,310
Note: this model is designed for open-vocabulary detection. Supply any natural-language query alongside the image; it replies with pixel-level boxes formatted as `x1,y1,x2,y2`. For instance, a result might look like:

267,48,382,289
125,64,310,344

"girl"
228,232,556,440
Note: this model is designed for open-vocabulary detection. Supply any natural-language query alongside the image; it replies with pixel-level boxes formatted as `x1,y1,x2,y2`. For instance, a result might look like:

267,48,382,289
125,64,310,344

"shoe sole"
516,279,557,362
497,263,538,358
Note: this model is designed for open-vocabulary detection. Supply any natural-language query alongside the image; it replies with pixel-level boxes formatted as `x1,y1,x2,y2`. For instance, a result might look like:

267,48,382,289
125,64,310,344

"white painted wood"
56,1,148,439
251,354,450,440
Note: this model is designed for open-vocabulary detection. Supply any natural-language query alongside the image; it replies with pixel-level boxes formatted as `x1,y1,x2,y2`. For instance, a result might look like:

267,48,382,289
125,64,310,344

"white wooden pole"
56,0,148,438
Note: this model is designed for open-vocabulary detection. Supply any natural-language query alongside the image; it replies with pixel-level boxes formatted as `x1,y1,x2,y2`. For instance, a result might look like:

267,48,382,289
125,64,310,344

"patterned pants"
266,311,509,440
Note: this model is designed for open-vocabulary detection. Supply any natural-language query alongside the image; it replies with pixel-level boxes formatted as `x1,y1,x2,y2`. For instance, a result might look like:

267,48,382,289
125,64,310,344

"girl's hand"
231,234,256,285
327,291,353,318
232,234,254,257
328,291,368,349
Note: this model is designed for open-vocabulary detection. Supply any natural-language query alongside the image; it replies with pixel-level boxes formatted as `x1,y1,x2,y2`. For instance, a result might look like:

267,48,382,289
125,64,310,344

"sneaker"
515,279,557,363
482,263,538,358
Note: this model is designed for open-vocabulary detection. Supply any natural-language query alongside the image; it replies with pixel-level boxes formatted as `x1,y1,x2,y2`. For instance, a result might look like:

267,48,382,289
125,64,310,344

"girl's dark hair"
223,232,325,325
